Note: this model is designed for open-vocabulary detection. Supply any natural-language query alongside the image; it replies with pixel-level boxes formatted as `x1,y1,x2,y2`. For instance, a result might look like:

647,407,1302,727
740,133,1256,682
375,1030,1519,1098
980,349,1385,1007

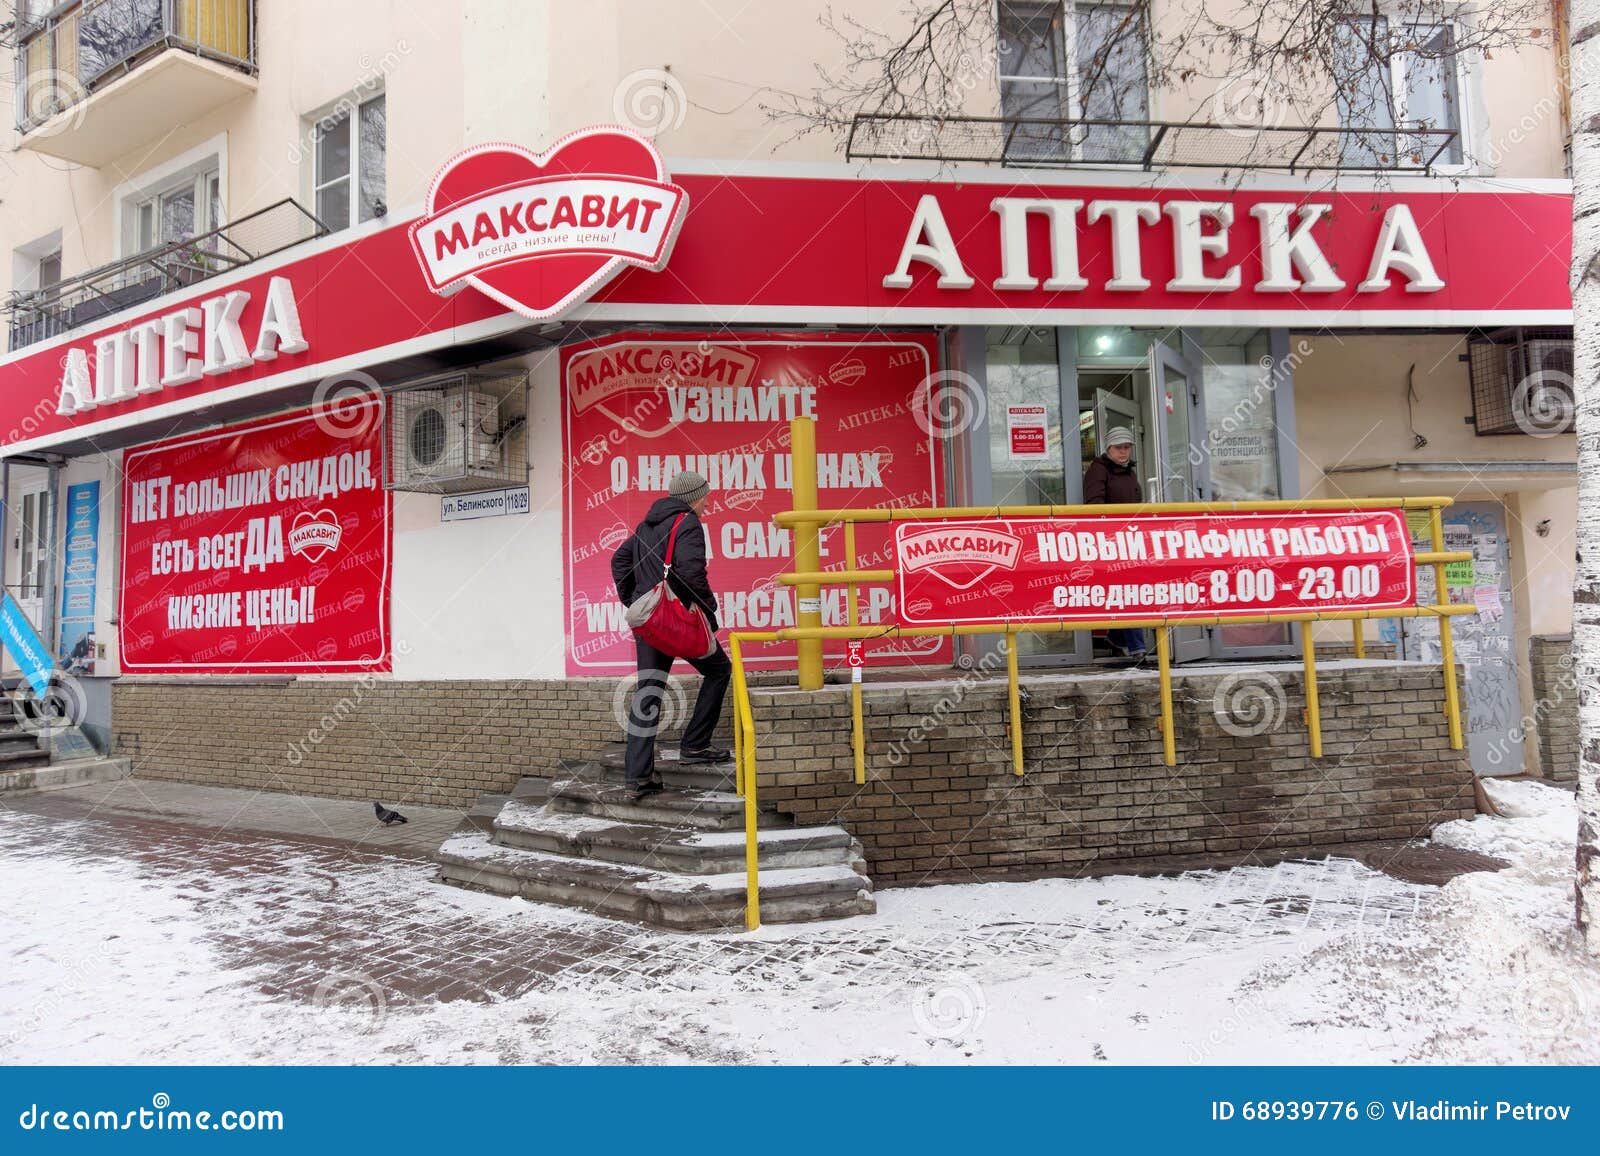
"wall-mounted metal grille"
383,368,529,494
1466,327,1574,436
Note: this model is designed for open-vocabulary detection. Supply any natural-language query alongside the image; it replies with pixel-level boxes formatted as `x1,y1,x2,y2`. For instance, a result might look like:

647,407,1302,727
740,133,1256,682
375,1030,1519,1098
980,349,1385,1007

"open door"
1148,338,1211,662
1093,388,1144,471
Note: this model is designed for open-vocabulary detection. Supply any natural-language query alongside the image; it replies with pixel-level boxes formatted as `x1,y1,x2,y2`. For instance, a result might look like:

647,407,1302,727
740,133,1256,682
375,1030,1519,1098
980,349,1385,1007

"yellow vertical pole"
1006,634,1024,775
845,521,866,785
1429,506,1464,749
1156,627,1175,767
1351,620,1366,660
790,417,824,690
1302,626,1322,758
733,693,744,798
730,636,761,931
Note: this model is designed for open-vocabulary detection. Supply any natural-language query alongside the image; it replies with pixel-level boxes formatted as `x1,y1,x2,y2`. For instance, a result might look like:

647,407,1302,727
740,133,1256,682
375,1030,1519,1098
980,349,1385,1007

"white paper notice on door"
1474,585,1504,622
1007,404,1049,461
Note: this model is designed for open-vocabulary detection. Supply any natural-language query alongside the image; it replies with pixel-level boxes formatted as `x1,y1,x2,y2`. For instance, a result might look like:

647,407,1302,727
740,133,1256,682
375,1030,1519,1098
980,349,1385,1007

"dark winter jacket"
611,497,719,631
1082,453,1142,505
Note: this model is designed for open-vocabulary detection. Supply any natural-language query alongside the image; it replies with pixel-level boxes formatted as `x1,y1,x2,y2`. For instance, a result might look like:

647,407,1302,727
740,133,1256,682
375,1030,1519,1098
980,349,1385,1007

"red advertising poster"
564,332,949,673
1006,404,1048,460
120,395,391,673
895,511,1415,625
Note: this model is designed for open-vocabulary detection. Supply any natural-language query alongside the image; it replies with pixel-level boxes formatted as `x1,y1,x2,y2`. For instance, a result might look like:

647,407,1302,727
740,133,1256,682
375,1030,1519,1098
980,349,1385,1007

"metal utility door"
1147,339,1210,662
1402,502,1523,776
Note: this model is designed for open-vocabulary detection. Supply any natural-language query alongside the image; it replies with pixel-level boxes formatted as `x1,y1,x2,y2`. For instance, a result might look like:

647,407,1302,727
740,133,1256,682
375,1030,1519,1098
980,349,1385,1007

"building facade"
0,1,1577,814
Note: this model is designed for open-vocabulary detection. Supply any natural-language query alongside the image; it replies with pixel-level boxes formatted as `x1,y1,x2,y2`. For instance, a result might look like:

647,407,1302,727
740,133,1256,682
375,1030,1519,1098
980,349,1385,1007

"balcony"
845,114,1460,174
3,199,326,352
16,0,256,167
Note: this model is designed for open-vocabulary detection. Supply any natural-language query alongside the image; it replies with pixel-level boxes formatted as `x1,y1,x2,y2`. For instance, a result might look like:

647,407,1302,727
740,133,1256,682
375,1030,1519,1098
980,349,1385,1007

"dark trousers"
623,637,732,785
1108,628,1146,655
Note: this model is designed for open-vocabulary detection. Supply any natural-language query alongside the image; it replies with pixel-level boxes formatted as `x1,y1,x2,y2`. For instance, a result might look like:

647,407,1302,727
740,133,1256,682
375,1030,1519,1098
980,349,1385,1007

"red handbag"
622,514,717,659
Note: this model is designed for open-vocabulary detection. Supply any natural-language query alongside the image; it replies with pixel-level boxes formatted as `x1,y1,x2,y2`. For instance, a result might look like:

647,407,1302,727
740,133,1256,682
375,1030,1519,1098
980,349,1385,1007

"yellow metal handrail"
728,417,1475,930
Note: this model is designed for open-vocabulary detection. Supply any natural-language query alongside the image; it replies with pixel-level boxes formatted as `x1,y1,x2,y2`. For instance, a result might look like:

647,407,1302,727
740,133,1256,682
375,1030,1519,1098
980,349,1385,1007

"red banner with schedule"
563,331,950,673
119,395,392,673
895,510,1415,625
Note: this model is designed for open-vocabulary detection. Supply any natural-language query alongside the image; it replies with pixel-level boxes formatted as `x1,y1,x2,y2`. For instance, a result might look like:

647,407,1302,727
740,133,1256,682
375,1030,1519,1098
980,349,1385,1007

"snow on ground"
1,778,1596,1064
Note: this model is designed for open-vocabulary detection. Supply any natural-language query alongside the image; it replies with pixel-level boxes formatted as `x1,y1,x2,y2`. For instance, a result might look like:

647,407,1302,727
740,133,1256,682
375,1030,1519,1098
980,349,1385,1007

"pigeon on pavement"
374,802,408,826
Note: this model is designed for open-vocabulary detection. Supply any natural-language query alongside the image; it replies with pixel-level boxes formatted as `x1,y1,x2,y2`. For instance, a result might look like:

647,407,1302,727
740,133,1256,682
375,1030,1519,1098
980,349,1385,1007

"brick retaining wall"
112,662,1475,884
111,676,722,809
747,662,1475,886
1528,635,1578,783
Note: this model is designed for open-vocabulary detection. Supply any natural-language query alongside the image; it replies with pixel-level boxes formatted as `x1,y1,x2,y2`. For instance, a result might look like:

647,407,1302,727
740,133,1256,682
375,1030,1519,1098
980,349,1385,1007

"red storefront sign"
895,510,1415,625
564,332,950,673
119,395,391,673
0,163,1569,456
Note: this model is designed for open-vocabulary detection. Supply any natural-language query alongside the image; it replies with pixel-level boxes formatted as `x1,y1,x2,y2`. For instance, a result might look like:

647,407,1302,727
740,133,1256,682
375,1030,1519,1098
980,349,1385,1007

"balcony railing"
845,114,1461,173
16,0,255,135
4,199,327,353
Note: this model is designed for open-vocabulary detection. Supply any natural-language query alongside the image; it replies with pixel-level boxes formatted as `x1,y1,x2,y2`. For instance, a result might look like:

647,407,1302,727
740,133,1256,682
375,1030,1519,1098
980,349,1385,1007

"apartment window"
997,1,1148,164
313,93,387,232
129,166,222,254
1334,15,1465,166
35,250,61,291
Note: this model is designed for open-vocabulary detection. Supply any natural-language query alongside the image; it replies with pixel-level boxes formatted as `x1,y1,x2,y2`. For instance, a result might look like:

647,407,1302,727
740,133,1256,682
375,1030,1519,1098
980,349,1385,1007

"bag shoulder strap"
663,513,687,571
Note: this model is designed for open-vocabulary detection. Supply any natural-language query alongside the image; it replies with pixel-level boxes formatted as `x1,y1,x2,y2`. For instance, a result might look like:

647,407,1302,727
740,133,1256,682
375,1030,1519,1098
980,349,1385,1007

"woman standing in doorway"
1082,426,1146,662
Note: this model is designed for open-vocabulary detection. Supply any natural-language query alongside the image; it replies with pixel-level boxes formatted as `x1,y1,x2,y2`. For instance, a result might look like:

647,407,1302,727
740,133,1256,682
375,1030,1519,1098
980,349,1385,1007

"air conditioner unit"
392,389,503,485
1499,337,1575,436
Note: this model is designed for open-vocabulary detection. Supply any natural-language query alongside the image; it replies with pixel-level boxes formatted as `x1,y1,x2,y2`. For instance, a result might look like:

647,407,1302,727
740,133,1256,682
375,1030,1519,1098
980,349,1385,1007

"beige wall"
1293,333,1576,774
2,0,464,295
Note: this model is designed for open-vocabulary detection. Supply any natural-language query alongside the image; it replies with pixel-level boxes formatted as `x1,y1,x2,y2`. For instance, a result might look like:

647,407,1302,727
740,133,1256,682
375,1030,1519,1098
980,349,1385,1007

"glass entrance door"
1148,339,1211,663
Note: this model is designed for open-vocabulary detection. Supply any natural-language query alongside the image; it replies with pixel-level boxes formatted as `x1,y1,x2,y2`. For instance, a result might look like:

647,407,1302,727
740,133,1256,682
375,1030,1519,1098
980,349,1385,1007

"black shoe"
628,779,665,801
680,746,731,764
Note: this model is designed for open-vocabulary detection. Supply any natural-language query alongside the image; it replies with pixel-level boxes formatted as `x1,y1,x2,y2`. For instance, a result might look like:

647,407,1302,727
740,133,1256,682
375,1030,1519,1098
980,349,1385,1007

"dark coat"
610,497,719,631
1082,453,1143,505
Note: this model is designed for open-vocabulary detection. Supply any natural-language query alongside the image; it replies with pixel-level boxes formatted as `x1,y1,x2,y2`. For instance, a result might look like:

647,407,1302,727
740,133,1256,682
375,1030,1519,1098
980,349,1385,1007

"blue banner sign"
0,591,54,697
58,480,99,675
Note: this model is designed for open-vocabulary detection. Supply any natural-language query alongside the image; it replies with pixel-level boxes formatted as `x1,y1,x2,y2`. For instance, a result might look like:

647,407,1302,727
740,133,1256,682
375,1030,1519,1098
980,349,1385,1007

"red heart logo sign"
410,125,689,321
288,509,343,562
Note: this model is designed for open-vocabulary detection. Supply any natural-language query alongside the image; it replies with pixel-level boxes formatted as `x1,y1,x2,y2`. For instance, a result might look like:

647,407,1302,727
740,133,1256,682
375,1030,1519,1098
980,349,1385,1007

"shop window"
1201,333,1292,652
313,93,388,232
1333,14,1465,167
997,1,1149,164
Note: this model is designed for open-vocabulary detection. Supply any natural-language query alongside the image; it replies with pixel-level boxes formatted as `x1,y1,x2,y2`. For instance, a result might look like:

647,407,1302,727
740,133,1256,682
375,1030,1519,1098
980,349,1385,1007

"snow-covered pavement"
2,778,1596,1064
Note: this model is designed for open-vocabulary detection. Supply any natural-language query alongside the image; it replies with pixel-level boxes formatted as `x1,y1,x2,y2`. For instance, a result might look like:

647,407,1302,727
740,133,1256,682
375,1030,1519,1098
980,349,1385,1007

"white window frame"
310,88,387,233
131,168,223,254
996,1,1151,166
12,229,63,295
1337,10,1475,172
112,133,229,260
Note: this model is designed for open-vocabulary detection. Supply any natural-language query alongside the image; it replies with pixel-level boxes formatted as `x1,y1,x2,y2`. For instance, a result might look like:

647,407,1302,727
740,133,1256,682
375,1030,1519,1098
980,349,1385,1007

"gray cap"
668,470,711,504
1104,426,1135,447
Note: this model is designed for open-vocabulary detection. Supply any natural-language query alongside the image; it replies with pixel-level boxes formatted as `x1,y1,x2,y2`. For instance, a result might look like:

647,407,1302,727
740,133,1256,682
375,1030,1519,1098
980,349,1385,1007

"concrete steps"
436,828,874,931
0,756,130,797
435,754,875,931
563,747,737,792
493,798,861,874
545,777,785,832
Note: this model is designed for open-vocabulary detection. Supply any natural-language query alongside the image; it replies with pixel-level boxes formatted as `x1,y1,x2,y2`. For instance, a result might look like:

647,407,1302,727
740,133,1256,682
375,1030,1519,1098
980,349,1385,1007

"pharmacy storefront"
0,127,1573,799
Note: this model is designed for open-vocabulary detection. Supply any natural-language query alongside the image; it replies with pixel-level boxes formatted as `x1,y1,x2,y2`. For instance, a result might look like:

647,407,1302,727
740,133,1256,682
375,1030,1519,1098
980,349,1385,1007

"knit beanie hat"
668,470,711,504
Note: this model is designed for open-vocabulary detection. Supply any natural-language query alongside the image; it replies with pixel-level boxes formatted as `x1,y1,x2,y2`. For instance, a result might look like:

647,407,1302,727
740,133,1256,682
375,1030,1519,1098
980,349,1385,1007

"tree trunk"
1571,1,1600,951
